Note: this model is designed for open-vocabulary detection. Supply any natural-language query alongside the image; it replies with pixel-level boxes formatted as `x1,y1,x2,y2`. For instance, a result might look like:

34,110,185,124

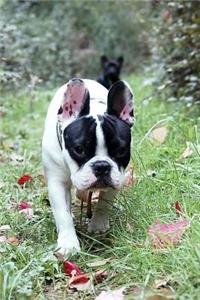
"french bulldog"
97,55,124,89
42,78,134,256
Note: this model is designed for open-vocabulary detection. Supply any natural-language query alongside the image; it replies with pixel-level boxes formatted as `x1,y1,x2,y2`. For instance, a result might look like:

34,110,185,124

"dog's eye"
74,145,85,156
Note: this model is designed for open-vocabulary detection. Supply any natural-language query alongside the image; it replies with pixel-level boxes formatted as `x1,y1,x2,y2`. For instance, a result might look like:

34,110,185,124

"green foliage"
1,73,200,298
153,0,200,103
0,0,150,88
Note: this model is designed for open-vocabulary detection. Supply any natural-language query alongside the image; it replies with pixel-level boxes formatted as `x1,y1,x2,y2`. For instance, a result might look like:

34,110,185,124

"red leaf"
17,175,33,185
63,260,83,277
69,274,92,291
148,219,190,249
69,274,89,285
18,202,32,210
174,201,183,216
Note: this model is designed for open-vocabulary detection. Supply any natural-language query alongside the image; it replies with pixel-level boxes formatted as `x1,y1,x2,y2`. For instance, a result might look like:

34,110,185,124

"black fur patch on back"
63,117,97,167
101,114,131,169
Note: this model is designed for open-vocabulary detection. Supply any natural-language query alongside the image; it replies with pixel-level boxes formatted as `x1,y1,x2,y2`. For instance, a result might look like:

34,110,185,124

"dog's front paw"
55,232,80,260
87,214,110,233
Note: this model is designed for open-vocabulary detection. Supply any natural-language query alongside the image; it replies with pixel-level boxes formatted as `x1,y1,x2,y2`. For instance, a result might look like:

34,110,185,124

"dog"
42,78,134,256
97,55,124,89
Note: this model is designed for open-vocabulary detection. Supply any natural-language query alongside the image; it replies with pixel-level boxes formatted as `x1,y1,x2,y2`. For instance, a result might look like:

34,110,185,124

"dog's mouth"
89,177,115,190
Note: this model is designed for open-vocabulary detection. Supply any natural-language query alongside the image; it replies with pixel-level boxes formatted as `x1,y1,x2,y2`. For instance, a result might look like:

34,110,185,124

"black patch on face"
101,114,131,169
63,117,97,167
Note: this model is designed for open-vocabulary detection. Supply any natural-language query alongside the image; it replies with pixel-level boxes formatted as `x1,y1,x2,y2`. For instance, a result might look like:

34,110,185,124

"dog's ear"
117,56,124,68
107,81,134,126
101,55,108,67
58,78,90,121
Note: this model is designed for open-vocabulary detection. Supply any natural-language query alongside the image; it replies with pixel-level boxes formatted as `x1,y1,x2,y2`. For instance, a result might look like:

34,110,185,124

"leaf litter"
148,219,190,250
149,126,168,145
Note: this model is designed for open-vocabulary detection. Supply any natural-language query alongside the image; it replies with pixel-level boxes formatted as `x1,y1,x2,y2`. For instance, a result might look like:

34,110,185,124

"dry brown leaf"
128,285,175,300
149,127,168,145
93,269,108,284
124,165,137,187
153,277,171,290
178,143,193,160
36,174,46,186
87,258,110,268
7,236,20,245
0,236,20,246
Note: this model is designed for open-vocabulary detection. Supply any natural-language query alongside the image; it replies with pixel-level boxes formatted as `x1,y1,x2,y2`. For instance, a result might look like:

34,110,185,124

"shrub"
0,0,150,89
153,0,200,103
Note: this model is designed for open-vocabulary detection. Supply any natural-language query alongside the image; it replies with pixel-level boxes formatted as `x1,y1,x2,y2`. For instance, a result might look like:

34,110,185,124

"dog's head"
58,78,133,192
101,55,123,83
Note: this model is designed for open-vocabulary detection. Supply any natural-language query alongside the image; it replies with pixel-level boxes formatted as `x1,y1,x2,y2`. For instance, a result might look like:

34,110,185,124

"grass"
0,73,200,300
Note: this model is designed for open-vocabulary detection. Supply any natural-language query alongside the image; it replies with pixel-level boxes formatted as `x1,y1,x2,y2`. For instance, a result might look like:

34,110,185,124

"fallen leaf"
94,269,108,284
149,127,168,145
173,201,184,216
10,153,24,165
153,276,172,289
63,260,83,277
87,258,110,268
0,236,7,243
0,225,11,233
0,235,19,246
18,202,32,210
18,202,33,219
7,236,20,246
145,285,176,300
17,175,33,186
69,273,93,291
124,165,137,187
36,174,46,186
148,219,190,250
178,143,193,160
128,285,176,300
95,287,125,300
19,208,34,219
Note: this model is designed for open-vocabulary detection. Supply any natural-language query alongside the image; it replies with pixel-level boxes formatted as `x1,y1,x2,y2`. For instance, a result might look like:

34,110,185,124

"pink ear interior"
58,79,87,121
119,102,133,125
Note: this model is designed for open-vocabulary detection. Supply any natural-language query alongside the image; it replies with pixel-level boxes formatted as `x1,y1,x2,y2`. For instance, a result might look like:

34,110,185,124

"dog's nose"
92,161,111,177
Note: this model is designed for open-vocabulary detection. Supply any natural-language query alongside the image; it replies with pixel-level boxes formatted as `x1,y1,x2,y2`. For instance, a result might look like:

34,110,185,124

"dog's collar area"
56,122,62,150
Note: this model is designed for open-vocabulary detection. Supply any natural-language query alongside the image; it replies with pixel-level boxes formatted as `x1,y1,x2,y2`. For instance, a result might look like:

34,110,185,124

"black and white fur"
42,79,134,256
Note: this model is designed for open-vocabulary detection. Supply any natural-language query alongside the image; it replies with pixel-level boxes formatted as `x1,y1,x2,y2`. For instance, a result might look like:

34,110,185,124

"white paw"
87,214,110,233
54,232,80,260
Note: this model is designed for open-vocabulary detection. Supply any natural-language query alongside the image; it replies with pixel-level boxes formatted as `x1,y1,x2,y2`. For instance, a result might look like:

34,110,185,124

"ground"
0,74,200,300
